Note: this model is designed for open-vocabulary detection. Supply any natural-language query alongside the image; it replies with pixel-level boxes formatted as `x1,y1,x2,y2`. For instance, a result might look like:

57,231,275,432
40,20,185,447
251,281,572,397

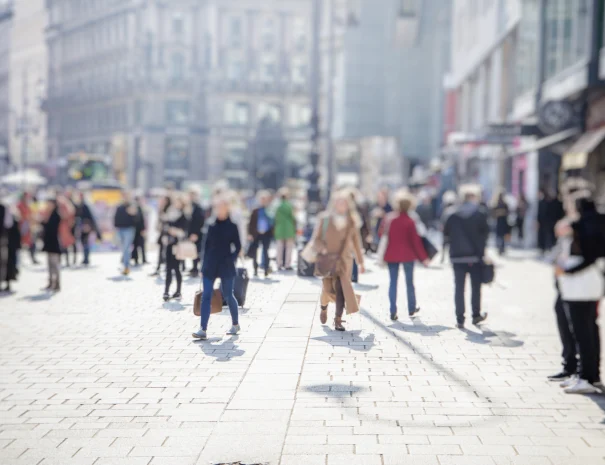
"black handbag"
421,236,438,261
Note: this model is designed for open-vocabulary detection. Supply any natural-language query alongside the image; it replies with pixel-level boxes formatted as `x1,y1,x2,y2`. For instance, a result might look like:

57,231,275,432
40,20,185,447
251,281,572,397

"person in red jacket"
380,191,430,321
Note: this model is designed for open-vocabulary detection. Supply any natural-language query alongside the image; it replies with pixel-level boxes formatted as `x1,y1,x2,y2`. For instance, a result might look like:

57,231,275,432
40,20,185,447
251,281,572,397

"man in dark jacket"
247,191,273,277
114,193,137,275
444,186,490,328
75,192,100,266
131,196,147,266
188,189,205,277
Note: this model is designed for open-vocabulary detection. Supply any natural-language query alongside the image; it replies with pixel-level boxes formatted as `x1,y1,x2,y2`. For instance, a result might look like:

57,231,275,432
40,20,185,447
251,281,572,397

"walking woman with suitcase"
192,193,242,340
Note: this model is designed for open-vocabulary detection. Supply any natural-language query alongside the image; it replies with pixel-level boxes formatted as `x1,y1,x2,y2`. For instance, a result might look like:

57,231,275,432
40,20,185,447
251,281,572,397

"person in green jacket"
274,187,297,271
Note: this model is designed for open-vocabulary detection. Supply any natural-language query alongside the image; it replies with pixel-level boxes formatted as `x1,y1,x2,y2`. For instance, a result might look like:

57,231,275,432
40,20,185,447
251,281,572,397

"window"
258,102,282,123
260,56,276,82
399,0,418,17
229,17,242,47
262,18,275,51
224,101,250,125
166,101,190,124
292,58,307,84
292,18,306,52
227,58,244,81
164,137,190,171
171,53,185,80
172,14,184,36
515,0,539,96
289,103,311,127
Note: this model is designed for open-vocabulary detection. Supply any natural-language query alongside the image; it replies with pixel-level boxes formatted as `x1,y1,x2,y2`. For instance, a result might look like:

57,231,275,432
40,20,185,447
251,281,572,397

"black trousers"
453,263,482,324
252,232,272,273
155,242,165,272
132,232,146,264
191,237,203,272
555,293,577,374
564,301,601,384
164,247,182,294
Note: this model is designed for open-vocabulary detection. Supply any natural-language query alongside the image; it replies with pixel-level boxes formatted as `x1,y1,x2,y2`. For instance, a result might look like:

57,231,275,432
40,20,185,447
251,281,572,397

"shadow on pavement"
312,326,376,352
302,383,365,395
19,292,53,302
162,301,187,312
106,275,133,282
389,317,452,337
195,336,245,361
462,327,524,348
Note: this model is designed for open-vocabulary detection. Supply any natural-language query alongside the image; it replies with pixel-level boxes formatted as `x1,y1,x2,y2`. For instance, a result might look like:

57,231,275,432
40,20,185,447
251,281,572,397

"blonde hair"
393,189,416,213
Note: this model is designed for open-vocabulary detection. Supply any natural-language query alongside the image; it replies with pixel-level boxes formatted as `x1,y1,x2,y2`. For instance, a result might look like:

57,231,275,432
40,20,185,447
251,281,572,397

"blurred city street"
1,250,604,465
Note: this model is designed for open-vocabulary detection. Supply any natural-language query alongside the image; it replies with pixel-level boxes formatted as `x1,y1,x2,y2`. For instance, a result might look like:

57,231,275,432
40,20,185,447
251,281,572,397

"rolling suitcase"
297,248,315,277
223,267,249,307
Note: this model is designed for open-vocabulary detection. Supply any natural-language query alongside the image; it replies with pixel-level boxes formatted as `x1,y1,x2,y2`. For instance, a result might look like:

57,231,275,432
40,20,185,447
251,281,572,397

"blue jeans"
200,276,239,330
117,227,135,270
388,262,416,315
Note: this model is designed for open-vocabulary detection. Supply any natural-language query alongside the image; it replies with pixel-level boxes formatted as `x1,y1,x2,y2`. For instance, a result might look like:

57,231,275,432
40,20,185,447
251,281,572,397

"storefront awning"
561,127,605,171
510,127,581,156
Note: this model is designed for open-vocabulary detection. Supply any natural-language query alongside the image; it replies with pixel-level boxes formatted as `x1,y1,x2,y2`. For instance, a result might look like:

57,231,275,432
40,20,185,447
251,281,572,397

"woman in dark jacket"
163,196,188,301
42,199,62,292
556,197,604,394
491,191,510,255
152,195,171,276
2,207,21,293
193,194,242,340
380,191,429,320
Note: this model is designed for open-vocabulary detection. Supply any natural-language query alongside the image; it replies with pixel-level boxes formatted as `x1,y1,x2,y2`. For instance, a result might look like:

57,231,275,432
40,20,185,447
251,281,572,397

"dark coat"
114,203,137,229
380,212,428,264
188,203,205,240
202,217,241,280
248,207,273,238
566,209,605,274
492,200,510,236
42,208,62,254
444,202,489,263
5,219,21,281
76,202,99,239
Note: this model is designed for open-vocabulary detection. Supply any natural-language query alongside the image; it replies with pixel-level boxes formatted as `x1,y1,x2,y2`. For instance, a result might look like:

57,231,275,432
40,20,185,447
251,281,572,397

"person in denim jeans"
379,190,429,321
193,193,242,340
113,193,137,275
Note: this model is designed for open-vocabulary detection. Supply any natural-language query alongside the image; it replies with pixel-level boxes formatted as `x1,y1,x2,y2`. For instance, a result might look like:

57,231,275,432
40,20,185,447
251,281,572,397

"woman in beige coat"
309,191,365,331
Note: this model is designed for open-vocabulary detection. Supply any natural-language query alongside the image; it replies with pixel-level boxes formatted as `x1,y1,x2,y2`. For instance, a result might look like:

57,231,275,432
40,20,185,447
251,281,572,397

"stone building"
45,0,313,189
0,0,13,174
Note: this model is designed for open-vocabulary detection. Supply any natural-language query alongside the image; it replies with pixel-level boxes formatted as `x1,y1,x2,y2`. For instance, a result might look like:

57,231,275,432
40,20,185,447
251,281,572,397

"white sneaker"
192,328,207,340
560,375,578,388
226,324,241,335
564,378,599,394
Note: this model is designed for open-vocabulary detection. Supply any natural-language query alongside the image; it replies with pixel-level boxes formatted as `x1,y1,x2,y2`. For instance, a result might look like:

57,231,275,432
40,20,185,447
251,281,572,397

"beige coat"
309,212,364,315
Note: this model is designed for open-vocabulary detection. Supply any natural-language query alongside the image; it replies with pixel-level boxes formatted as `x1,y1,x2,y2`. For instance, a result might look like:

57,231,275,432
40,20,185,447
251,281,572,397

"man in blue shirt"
247,191,274,277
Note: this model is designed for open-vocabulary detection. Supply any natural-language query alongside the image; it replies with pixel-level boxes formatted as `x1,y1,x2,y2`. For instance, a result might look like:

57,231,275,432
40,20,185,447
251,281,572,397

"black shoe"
163,293,170,302
390,313,399,321
548,371,574,381
472,313,488,325
172,292,182,300
264,268,271,278
189,271,199,278
456,322,464,329
409,307,420,316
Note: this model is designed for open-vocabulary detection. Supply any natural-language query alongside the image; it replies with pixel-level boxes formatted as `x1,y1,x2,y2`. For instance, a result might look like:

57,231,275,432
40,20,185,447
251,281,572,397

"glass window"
289,103,311,127
292,18,306,52
229,17,242,48
164,137,190,171
171,53,185,80
258,102,282,123
227,58,244,81
262,18,275,51
224,101,250,125
399,0,418,17
173,14,184,36
166,101,190,124
292,58,307,84
515,0,539,96
260,56,276,82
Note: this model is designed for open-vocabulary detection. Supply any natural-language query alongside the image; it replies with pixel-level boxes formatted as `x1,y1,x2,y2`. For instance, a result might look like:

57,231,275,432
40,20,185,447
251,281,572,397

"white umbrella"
0,169,47,187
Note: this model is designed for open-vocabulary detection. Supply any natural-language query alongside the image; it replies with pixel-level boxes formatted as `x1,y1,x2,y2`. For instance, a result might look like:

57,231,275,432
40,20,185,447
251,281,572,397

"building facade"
332,0,451,185
0,0,14,174
8,0,48,171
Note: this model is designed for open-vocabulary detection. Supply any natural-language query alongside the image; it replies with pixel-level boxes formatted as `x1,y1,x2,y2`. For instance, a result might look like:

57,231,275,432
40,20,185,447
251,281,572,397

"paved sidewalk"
0,250,604,465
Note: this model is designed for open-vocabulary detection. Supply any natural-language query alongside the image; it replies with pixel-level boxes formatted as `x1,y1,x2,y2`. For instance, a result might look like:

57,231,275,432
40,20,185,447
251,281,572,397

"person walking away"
58,194,76,267
193,194,242,340
274,187,297,271
131,196,148,266
380,191,430,321
439,191,458,264
348,189,370,282
416,194,435,233
556,196,604,394
114,193,137,276
444,186,489,329
1,204,21,293
546,218,578,382
188,189,205,277
491,190,510,255
152,195,171,276
372,189,393,252
17,192,38,264
306,190,365,331
516,193,528,246
0,199,10,292
42,198,62,292
248,191,273,277
75,192,100,266
162,196,188,301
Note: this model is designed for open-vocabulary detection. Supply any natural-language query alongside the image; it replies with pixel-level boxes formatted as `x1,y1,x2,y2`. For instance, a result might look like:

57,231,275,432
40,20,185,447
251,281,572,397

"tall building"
8,0,48,171
331,0,451,185
44,0,313,190
45,0,208,188
0,0,14,175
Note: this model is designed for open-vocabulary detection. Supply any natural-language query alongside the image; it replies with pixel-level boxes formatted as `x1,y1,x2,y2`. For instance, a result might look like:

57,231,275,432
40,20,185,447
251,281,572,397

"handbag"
421,236,438,261
193,278,223,316
175,240,198,261
314,218,351,279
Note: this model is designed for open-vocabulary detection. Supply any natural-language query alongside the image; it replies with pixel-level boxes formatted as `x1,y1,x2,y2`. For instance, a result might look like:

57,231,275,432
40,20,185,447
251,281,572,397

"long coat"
310,212,364,315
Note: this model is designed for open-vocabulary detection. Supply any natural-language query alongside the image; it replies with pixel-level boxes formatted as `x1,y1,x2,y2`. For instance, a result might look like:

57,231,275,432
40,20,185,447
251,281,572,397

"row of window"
223,101,311,128
223,15,307,53
61,104,128,137
225,54,308,84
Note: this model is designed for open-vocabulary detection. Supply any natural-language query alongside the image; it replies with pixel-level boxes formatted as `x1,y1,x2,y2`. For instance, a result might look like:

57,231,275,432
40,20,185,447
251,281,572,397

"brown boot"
334,317,345,332
319,305,328,324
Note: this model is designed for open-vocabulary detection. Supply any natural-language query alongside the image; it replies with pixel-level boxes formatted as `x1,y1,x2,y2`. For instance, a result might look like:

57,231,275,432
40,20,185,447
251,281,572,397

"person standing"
17,192,38,265
188,189,205,277
516,193,528,245
556,196,604,394
537,189,556,254
444,186,489,329
439,191,458,264
152,195,171,276
113,193,137,276
416,194,435,232
193,194,242,340
42,198,62,292
2,204,20,293
306,190,365,332
58,193,76,267
75,191,100,266
380,191,429,321
274,187,297,271
248,191,273,277
491,190,510,256
131,196,148,266
163,196,188,301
